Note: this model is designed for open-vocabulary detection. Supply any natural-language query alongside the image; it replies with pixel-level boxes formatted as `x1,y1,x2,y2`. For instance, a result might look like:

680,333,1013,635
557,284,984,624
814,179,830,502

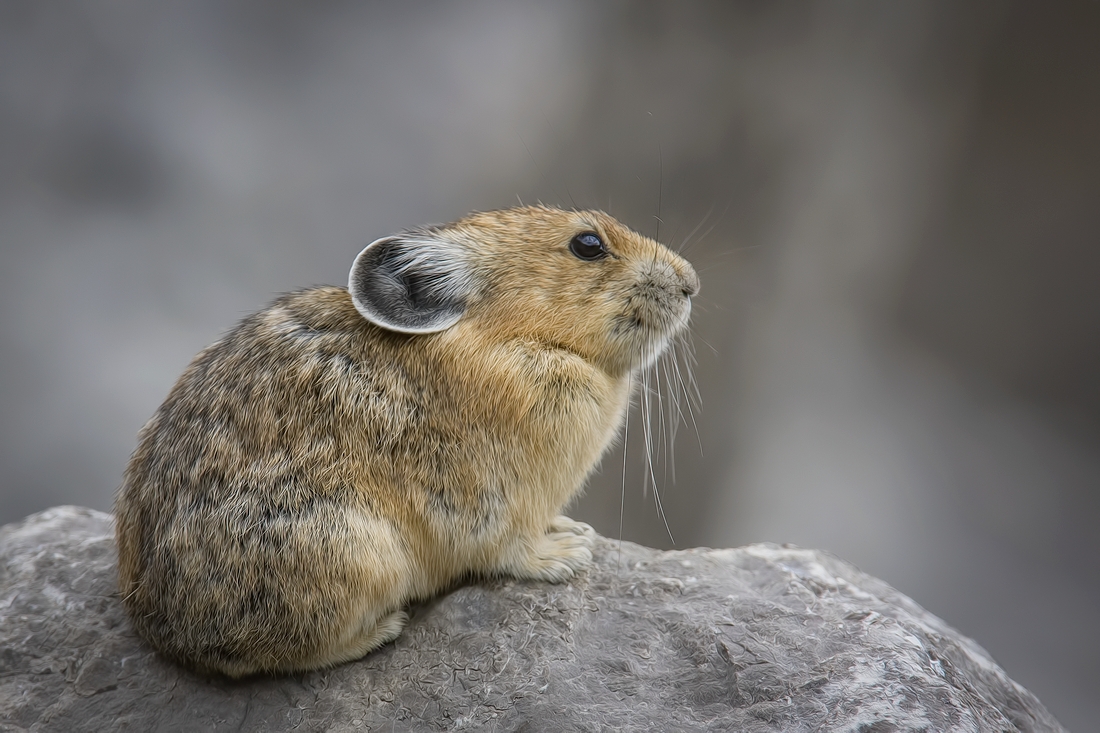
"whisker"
650,143,664,267
681,330,702,402
618,373,632,569
702,244,770,257
671,334,703,455
666,216,683,254
640,365,653,498
661,350,680,484
679,329,703,407
651,465,676,545
679,193,736,256
676,202,715,254
654,351,668,487
691,332,719,356
670,347,686,425
641,342,676,545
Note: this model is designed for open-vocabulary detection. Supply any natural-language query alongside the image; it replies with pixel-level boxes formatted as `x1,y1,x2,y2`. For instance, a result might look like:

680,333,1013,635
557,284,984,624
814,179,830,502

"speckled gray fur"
0,507,1065,732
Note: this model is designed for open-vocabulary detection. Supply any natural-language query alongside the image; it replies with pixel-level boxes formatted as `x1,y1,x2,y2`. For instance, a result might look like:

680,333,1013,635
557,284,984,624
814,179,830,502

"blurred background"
1,1,1096,728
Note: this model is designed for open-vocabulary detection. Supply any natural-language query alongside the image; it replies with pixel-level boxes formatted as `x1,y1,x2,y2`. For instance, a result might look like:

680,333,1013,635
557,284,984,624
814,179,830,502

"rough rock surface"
0,507,1065,732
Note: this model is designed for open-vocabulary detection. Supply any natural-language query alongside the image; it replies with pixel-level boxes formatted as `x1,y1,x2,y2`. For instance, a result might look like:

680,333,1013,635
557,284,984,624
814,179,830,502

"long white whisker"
640,366,652,498
654,352,668,487
671,334,703,454
640,341,675,545
651,465,676,545
618,374,632,569
662,349,683,484
664,345,690,477
665,348,688,435
683,330,703,407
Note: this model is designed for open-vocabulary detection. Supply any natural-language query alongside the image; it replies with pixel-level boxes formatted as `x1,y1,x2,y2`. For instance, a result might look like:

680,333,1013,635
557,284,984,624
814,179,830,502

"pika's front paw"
500,525,594,584
532,530,594,583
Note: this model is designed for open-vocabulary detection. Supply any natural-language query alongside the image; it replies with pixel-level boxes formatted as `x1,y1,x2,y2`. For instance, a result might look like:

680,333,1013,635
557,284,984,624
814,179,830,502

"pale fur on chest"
347,326,632,592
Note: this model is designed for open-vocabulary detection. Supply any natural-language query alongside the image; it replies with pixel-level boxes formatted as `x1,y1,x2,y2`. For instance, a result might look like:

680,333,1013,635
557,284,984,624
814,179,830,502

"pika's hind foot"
283,609,408,674
340,609,408,661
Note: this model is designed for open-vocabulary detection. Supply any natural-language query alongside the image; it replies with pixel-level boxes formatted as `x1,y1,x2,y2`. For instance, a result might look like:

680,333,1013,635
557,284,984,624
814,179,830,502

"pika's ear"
348,232,472,334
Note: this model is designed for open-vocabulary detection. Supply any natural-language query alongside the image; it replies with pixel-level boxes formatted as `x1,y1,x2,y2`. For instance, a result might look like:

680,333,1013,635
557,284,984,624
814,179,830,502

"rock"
0,507,1065,733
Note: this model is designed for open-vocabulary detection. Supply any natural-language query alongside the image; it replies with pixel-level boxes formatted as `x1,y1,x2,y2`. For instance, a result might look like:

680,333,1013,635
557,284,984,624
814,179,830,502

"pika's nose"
680,265,700,297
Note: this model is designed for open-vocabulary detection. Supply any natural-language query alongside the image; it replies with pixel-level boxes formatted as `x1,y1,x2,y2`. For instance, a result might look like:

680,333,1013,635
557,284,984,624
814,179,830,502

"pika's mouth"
612,290,693,369
614,298,691,334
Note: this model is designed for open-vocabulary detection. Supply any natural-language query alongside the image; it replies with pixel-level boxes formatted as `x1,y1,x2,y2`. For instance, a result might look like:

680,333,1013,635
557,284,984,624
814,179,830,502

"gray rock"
0,507,1065,732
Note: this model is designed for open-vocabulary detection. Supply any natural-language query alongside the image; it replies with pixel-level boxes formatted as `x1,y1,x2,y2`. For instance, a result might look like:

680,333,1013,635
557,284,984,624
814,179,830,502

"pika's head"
349,206,699,375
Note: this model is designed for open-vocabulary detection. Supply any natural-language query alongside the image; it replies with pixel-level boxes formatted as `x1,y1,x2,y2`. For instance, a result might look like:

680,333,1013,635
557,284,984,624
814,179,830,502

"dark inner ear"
349,235,467,334
398,256,446,312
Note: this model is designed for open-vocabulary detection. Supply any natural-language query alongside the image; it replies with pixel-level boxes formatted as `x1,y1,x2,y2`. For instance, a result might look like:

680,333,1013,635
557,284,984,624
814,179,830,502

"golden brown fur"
114,206,698,676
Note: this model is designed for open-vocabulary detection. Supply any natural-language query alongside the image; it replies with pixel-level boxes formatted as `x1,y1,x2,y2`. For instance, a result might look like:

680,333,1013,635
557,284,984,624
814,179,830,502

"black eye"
569,232,607,261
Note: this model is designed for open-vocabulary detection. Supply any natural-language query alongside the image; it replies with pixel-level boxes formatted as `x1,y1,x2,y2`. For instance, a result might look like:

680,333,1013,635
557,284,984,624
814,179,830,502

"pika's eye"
569,232,607,261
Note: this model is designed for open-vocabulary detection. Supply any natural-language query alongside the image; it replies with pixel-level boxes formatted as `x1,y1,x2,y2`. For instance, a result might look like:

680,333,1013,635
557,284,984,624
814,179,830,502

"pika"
115,205,699,677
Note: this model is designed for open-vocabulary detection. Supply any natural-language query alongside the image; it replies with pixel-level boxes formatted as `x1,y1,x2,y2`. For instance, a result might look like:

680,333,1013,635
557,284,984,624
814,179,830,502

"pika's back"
124,288,409,498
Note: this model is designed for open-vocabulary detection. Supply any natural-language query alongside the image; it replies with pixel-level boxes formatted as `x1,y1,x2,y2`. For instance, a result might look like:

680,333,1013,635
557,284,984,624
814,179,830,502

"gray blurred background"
2,1,1097,728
